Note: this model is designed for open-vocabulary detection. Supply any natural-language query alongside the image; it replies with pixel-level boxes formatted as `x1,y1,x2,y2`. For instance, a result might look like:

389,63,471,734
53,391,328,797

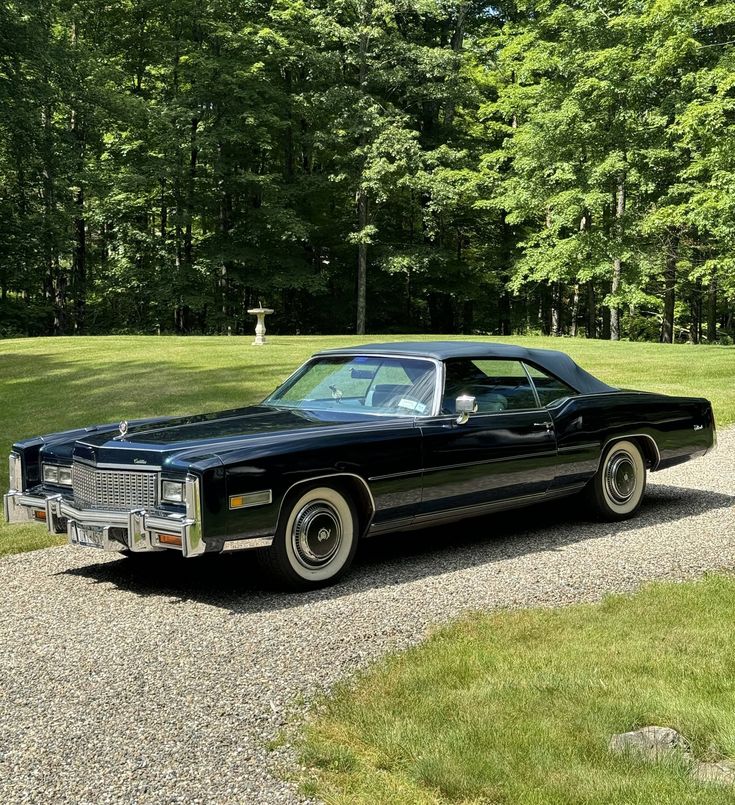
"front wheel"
258,485,358,590
584,439,647,520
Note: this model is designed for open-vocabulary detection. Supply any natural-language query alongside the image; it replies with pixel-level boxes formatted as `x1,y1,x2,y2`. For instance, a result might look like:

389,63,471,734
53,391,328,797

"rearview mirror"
455,395,478,425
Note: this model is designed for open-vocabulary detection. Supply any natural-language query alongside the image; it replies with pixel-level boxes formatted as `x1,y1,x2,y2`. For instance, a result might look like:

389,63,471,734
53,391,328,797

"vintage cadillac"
4,342,716,588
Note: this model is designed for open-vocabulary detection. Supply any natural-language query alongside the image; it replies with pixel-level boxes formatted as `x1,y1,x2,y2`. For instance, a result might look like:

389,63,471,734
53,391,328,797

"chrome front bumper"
3,474,205,558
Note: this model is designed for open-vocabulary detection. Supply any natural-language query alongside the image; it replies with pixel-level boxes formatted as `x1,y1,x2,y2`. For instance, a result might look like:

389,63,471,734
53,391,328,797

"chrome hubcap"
606,451,637,503
292,501,342,568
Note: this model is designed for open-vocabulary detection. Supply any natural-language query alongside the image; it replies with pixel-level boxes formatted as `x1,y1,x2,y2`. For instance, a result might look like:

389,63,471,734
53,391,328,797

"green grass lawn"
0,334,733,557
299,575,735,804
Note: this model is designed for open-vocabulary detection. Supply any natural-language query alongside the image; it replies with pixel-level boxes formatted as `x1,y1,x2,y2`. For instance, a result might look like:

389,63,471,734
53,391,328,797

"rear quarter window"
524,364,577,406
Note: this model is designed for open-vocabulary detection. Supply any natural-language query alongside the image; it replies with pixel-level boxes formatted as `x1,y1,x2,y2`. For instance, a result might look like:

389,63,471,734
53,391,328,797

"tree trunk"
444,3,467,127
70,22,86,333
570,283,579,337
355,3,372,335
691,278,702,344
220,184,232,328
499,290,511,335
551,282,562,336
283,68,295,181
72,187,86,332
356,189,368,334
184,116,198,273
539,284,551,335
53,255,66,335
661,234,678,343
160,179,167,241
601,286,611,340
707,266,717,343
610,178,625,341
586,281,596,338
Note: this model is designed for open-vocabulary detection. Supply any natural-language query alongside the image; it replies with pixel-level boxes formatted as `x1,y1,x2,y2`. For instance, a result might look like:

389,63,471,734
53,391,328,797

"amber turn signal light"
34,510,47,522
158,533,182,546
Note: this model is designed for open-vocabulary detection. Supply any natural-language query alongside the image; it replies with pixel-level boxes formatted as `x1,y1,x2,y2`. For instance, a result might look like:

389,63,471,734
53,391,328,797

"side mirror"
455,395,478,425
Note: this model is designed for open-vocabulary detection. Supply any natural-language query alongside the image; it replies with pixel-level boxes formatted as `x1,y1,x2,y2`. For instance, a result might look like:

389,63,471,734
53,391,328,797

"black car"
4,341,716,588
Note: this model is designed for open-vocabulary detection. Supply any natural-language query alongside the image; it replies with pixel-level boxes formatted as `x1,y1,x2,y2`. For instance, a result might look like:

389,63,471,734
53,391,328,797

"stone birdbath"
247,305,274,346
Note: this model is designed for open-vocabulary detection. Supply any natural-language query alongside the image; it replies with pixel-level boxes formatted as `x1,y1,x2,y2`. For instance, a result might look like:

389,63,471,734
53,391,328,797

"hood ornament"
118,420,129,438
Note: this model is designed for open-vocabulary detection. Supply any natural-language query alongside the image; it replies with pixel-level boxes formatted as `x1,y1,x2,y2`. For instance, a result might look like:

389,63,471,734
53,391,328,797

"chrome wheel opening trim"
595,433,660,472
276,473,375,537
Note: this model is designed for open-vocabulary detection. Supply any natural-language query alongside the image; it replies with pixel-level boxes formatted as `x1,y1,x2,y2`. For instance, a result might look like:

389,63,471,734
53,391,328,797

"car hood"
39,405,379,470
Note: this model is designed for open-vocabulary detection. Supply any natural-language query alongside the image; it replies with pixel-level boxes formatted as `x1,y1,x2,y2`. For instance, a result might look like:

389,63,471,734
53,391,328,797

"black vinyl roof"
316,341,616,395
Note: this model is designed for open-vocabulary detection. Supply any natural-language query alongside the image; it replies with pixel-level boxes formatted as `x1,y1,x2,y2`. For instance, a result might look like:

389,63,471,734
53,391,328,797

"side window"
524,364,577,407
443,358,538,413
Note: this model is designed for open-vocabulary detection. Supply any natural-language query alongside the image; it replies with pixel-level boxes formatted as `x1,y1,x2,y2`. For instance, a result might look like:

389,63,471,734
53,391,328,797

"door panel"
418,409,557,516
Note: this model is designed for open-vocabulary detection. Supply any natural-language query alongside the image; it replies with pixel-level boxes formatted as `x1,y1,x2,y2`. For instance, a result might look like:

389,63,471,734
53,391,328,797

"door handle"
532,421,553,432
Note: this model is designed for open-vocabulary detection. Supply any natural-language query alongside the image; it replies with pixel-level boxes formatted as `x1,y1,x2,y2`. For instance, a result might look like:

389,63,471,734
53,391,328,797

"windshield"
265,356,437,416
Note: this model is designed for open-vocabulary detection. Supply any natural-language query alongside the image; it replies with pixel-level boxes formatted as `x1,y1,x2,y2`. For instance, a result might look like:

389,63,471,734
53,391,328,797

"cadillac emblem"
118,420,129,437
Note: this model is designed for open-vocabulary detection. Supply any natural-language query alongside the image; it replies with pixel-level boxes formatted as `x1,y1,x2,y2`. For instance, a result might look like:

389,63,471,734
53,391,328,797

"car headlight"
42,463,72,486
161,480,184,503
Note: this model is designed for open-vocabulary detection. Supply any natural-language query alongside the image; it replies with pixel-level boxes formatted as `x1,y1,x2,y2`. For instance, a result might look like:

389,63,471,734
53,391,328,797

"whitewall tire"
260,485,358,589
586,439,647,520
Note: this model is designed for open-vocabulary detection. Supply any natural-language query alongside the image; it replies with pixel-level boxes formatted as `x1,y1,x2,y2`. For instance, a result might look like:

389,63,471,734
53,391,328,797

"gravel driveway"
1,431,734,804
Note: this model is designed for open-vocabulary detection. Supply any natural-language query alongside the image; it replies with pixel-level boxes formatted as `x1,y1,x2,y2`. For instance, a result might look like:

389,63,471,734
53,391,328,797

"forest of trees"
1,0,733,341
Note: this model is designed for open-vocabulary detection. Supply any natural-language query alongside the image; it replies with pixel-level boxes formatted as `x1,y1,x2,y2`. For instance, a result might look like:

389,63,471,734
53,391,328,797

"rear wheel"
258,485,358,590
585,439,647,520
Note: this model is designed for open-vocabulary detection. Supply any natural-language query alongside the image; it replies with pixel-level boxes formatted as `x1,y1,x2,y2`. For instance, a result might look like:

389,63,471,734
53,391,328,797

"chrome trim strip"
557,442,599,453
421,450,558,475
368,469,423,482
222,536,274,551
372,483,589,532
520,361,543,408
73,457,163,472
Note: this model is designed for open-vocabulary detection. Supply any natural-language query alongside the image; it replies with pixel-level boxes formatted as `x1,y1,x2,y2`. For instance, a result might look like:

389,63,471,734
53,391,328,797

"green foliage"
0,1,733,339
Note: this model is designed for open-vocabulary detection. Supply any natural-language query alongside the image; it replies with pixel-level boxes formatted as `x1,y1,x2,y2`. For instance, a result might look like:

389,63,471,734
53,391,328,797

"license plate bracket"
70,522,105,549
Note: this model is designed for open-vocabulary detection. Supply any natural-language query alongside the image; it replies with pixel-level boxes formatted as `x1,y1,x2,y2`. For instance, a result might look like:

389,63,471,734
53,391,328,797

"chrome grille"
72,461,157,510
